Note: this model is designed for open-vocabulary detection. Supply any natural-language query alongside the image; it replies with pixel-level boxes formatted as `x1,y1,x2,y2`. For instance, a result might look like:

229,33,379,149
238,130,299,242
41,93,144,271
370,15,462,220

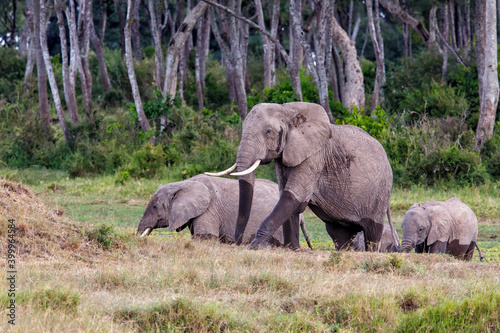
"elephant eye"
153,205,157,210
265,128,272,135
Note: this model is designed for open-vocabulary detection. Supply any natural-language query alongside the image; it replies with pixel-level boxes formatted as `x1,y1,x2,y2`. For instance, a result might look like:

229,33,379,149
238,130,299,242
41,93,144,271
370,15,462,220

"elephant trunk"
400,239,413,253
234,139,263,245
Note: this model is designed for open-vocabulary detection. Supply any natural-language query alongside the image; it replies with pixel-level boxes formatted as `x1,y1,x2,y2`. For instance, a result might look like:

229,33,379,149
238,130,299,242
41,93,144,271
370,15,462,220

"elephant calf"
137,174,286,245
352,224,400,252
400,197,479,260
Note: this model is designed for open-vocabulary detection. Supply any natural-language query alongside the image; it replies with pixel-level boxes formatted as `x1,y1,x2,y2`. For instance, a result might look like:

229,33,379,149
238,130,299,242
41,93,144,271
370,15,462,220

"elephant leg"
325,223,359,250
415,242,426,253
282,214,300,250
359,219,384,252
428,241,447,254
249,190,303,249
463,242,476,261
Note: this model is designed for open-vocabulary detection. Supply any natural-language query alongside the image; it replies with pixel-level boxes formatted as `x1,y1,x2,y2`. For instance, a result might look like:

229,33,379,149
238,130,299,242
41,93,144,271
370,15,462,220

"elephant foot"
248,239,273,250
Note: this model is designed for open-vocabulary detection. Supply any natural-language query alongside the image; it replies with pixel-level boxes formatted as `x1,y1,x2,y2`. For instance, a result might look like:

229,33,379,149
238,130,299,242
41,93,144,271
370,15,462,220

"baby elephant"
137,174,287,245
352,224,400,252
400,197,479,260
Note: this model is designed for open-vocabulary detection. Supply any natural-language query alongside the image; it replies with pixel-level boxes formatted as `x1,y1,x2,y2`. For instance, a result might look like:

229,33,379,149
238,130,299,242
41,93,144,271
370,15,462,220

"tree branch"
202,0,289,65
436,29,468,68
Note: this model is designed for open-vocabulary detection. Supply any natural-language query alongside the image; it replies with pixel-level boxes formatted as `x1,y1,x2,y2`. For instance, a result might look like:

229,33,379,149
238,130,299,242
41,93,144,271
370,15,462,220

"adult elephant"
207,102,395,250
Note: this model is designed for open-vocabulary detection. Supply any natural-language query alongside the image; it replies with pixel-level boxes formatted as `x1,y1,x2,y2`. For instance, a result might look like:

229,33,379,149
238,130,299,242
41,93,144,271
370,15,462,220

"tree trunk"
474,0,499,150
366,0,385,112
195,11,209,111
55,0,79,125
289,0,302,100
22,0,36,90
132,0,143,62
330,5,365,109
125,0,154,139
32,0,50,131
114,0,126,57
255,0,279,89
147,0,166,90
441,3,450,81
163,1,210,100
90,0,111,91
40,0,70,143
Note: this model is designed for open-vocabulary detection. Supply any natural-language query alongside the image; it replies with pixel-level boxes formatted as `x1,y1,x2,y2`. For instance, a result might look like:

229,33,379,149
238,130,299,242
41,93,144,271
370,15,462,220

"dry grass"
1,177,500,332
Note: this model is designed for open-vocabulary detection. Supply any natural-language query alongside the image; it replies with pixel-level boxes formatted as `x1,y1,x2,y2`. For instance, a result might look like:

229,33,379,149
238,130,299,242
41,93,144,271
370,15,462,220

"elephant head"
230,102,332,244
400,203,452,253
137,180,211,236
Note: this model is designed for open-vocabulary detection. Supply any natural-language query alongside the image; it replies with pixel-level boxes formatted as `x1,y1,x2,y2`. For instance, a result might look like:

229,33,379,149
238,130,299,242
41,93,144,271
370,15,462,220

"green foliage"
0,48,25,101
335,106,391,141
116,298,246,332
86,223,118,249
31,288,80,312
398,292,500,332
383,116,489,187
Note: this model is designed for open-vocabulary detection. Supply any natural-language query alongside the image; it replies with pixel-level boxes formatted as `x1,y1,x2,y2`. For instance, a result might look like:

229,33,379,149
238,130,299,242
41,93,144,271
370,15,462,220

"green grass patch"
398,292,500,332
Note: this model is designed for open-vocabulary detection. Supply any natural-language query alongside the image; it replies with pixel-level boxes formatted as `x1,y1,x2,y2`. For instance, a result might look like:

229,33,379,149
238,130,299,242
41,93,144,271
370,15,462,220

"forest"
0,0,500,332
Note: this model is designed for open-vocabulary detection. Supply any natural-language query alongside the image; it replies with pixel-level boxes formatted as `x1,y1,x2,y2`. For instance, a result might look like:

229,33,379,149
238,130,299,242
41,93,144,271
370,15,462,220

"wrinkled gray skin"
352,224,400,252
137,174,284,245
232,102,393,250
400,197,478,260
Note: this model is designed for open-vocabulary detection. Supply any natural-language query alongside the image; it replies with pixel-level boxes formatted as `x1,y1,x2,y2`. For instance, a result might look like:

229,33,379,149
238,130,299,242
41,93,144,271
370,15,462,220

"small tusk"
204,163,237,177
140,228,152,237
230,160,261,176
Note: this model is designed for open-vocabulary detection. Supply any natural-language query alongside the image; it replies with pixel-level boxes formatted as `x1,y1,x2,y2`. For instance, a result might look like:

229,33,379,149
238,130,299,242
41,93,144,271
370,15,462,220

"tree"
90,0,112,92
474,0,499,150
366,0,385,112
125,0,154,139
39,0,71,143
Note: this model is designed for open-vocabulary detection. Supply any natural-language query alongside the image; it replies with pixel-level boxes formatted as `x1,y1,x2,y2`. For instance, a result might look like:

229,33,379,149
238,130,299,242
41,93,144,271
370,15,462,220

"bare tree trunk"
90,0,111,91
147,0,168,90
71,0,94,124
427,4,440,51
210,1,247,119
366,0,385,112
255,0,279,89
441,3,450,81
289,0,302,99
114,0,126,57
22,0,36,89
40,0,70,143
132,0,143,62
32,0,50,131
125,0,155,139
448,1,457,50
195,11,209,111
474,0,499,150
55,0,79,125
163,1,210,101
330,5,365,109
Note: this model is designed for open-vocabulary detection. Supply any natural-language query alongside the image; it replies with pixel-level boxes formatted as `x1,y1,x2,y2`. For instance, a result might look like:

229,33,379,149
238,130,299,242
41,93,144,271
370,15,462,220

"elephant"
206,102,396,251
137,174,312,248
400,197,480,260
351,224,400,252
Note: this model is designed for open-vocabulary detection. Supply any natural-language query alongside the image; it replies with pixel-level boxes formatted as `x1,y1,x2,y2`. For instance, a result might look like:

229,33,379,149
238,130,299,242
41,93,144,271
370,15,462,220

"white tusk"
204,163,237,177
230,160,261,176
140,228,152,237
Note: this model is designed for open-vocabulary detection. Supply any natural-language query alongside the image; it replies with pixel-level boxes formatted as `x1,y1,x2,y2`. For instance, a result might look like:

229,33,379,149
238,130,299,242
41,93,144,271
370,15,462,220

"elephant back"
442,198,478,244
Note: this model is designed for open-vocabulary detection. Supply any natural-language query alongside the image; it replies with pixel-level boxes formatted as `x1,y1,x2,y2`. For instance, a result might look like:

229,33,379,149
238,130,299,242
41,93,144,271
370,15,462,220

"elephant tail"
475,243,485,262
299,216,313,250
387,206,400,248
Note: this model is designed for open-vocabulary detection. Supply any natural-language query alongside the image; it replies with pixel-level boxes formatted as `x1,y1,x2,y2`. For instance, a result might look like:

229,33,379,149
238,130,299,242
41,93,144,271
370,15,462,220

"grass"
1,167,500,331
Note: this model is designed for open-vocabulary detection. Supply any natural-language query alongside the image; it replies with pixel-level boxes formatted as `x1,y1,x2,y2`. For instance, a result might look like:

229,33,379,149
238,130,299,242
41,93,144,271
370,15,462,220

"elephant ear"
168,181,212,231
282,102,332,167
426,205,452,246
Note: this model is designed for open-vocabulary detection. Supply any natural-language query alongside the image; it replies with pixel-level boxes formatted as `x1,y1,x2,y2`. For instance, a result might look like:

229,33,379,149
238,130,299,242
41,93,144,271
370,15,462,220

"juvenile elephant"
137,174,311,247
400,198,479,260
207,102,395,250
352,224,400,252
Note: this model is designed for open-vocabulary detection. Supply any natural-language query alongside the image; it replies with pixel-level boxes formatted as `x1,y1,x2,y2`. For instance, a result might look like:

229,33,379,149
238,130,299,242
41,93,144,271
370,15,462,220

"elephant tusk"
230,160,261,176
140,228,152,237
204,163,237,177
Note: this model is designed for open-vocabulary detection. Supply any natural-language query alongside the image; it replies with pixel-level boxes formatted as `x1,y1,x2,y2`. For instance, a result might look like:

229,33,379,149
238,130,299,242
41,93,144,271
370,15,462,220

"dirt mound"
0,178,99,259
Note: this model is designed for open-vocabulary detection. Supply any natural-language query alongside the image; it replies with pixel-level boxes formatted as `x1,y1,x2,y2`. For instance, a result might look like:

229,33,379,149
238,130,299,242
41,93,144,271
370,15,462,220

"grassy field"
1,167,500,331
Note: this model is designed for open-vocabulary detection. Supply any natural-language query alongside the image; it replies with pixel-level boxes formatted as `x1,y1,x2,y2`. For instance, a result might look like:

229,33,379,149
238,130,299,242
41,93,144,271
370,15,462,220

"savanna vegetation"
1,0,500,331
